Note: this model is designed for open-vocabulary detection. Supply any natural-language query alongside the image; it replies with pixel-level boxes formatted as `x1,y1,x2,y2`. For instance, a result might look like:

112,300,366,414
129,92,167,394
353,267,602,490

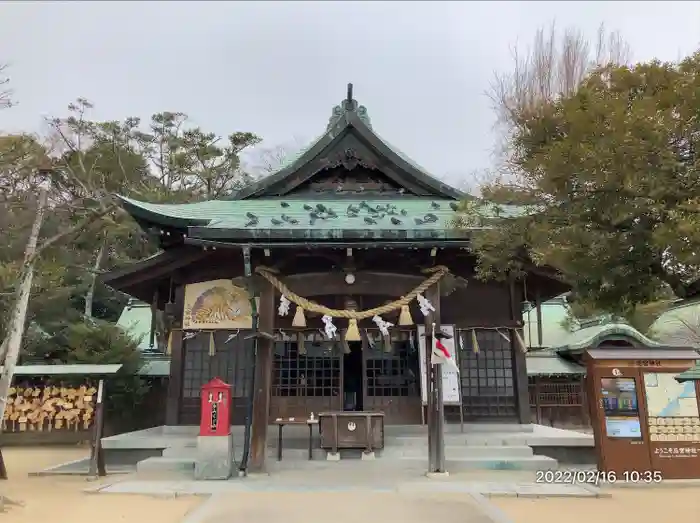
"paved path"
89,462,601,499
87,463,608,523
187,492,499,523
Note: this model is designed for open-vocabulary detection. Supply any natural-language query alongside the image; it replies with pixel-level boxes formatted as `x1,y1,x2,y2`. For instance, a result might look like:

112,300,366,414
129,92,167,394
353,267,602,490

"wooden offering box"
318,411,384,453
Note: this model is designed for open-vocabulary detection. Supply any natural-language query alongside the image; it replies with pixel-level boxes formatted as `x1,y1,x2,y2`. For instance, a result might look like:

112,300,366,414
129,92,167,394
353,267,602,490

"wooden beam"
249,279,275,472
282,271,466,298
101,248,210,290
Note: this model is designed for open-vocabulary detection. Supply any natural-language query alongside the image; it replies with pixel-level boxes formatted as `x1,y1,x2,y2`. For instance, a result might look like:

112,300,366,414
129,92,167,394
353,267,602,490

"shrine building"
101,85,568,470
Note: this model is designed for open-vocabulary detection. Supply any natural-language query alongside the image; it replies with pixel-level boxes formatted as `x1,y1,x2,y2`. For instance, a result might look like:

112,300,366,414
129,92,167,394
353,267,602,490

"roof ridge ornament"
345,83,353,109
326,83,372,131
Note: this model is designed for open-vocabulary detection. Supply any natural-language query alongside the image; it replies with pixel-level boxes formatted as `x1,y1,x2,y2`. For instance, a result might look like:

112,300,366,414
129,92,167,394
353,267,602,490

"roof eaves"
116,195,210,228
553,323,665,353
676,362,700,382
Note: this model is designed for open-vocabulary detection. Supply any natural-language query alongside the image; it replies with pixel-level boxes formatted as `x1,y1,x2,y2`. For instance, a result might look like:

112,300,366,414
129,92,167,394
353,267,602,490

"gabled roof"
526,349,585,376
553,322,664,353
232,84,464,201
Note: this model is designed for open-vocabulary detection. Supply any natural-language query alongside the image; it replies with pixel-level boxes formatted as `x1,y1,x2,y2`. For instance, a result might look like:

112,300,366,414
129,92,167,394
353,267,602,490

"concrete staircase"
382,434,557,471
134,423,558,478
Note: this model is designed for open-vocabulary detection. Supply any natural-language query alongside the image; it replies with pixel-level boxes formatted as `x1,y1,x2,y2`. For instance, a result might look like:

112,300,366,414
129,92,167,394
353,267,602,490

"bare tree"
650,310,700,348
488,22,631,178
0,63,11,110
248,136,307,175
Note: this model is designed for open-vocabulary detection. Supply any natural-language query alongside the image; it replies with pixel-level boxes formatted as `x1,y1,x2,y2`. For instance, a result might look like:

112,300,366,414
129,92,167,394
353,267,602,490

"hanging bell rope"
345,319,361,341
255,265,450,320
398,304,414,326
208,331,216,356
166,330,174,355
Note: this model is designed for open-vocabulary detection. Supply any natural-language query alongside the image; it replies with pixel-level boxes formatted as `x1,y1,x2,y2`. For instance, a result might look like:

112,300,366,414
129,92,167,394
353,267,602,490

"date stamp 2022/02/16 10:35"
535,469,663,486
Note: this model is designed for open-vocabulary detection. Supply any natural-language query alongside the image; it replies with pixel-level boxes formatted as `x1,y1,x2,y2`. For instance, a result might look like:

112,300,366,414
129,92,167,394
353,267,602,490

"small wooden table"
273,417,319,461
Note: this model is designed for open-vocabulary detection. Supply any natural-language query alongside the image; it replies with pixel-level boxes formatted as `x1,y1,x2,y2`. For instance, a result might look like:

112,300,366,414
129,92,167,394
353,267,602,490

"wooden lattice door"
362,329,422,424
269,333,342,421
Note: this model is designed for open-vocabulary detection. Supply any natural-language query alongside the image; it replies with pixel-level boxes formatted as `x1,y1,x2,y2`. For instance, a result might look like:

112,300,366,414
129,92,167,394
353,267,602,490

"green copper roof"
676,362,700,382
118,194,525,234
648,298,700,347
553,322,663,353
526,349,585,376
191,199,470,241
118,195,498,241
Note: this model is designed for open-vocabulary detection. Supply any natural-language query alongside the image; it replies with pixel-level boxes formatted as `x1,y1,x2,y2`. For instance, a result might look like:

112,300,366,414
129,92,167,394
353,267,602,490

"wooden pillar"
88,379,107,477
165,331,184,426
509,277,531,424
165,284,185,426
249,279,275,472
425,281,444,473
149,288,158,349
535,288,543,347
424,309,435,471
534,377,542,424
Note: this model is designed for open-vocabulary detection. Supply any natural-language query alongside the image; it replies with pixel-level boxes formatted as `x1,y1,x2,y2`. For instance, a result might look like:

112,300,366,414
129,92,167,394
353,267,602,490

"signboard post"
418,325,464,433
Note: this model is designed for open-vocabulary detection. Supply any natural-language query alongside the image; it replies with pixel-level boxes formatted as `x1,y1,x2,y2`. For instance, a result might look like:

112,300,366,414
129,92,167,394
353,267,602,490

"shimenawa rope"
255,265,449,319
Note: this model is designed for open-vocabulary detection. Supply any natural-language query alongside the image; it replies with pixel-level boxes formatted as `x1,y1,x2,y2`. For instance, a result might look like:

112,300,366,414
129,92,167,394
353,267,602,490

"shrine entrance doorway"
362,329,423,425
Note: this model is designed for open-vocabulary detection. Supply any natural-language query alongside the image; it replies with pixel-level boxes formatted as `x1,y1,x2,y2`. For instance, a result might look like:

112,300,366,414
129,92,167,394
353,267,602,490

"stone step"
398,455,558,471
136,456,195,478
382,445,534,459
388,435,529,447
383,423,533,436
275,448,328,461
162,445,326,461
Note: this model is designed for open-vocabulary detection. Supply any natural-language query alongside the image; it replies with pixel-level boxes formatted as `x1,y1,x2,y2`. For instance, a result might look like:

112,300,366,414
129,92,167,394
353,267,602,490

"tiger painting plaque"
183,279,253,330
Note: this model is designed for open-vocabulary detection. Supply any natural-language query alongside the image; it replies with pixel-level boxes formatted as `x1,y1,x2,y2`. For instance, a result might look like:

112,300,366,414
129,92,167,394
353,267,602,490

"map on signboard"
644,372,699,418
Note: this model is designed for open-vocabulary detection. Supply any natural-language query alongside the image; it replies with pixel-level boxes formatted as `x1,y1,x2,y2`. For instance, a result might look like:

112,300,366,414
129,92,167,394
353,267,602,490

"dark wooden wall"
163,247,538,425
178,332,255,425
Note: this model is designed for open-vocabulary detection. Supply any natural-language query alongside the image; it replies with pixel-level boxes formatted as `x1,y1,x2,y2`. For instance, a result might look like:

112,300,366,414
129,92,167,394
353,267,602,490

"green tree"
22,318,151,432
464,49,700,312
0,98,262,360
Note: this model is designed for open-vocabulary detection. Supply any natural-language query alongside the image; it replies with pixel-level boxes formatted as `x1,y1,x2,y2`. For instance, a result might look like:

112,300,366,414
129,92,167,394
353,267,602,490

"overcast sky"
2,1,699,186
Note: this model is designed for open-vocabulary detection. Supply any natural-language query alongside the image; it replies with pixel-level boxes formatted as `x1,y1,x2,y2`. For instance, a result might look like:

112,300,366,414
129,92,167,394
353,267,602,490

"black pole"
239,246,258,474
88,379,107,477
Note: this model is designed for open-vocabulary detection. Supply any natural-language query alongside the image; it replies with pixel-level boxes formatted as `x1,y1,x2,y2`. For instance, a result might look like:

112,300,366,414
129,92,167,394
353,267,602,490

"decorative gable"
233,84,464,201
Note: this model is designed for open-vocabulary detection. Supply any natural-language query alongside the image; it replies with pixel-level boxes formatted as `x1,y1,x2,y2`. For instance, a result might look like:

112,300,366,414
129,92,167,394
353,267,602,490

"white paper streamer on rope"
183,331,197,341
416,293,435,316
278,294,291,317
321,315,337,339
372,315,394,336
225,329,240,344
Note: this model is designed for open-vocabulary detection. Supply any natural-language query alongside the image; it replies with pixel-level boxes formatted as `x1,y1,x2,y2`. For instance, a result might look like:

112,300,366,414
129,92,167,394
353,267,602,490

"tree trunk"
84,240,106,318
0,187,47,424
